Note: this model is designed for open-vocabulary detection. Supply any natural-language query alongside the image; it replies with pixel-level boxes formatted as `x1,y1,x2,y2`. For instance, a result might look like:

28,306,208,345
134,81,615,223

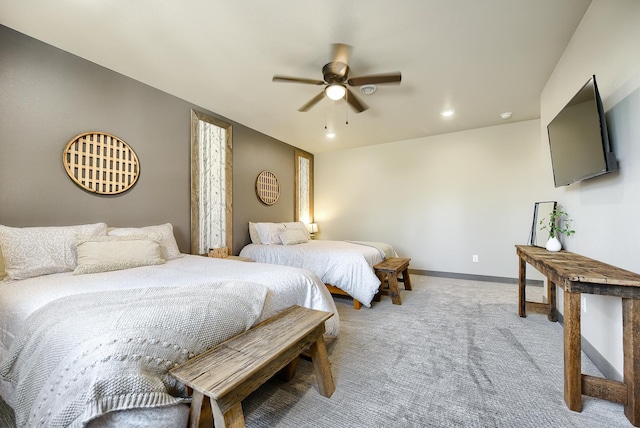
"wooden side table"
202,251,254,262
224,255,253,262
516,244,640,426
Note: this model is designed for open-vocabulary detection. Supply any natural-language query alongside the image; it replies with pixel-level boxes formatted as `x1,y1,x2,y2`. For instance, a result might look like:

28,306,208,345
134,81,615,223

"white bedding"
0,255,339,426
239,240,385,307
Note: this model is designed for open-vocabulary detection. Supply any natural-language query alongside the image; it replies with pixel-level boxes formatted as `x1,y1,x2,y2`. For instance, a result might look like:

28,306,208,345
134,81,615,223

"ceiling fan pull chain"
324,108,328,131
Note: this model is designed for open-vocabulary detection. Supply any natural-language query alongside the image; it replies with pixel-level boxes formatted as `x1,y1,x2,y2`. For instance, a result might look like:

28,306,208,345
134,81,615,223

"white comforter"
239,240,384,307
0,255,339,426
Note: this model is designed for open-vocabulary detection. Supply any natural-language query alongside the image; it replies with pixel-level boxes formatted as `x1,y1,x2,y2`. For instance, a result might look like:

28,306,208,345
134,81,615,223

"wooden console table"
516,245,640,426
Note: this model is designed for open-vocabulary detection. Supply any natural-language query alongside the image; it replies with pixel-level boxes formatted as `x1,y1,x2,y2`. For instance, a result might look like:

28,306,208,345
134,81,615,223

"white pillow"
279,229,308,245
74,235,165,275
249,222,261,244
108,223,182,260
283,222,311,240
0,223,108,280
255,222,286,245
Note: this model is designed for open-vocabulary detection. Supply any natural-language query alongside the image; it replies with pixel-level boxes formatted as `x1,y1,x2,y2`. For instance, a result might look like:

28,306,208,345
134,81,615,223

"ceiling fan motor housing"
323,62,349,83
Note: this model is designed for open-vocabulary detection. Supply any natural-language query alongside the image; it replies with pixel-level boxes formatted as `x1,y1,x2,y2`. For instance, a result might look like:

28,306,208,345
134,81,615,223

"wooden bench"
374,257,412,305
169,305,335,428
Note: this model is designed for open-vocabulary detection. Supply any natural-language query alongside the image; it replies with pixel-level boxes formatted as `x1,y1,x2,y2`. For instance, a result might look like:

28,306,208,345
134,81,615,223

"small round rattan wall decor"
62,132,140,195
256,170,280,205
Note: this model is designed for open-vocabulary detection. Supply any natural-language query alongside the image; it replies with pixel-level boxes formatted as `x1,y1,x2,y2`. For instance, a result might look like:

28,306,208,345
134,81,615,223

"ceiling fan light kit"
273,43,401,113
325,84,346,100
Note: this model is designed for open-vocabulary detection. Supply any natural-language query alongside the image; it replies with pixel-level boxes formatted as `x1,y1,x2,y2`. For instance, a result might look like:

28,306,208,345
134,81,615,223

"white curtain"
198,120,226,254
298,156,310,223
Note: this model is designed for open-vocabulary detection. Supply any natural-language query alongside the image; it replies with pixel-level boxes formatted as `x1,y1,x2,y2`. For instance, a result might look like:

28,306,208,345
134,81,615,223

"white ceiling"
0,0,592,154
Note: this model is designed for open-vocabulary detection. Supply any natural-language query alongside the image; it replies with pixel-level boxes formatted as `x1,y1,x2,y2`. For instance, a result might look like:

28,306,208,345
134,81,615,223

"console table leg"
564,289,582,412
518,257,526,317
623,298,640,426
548,279,558,322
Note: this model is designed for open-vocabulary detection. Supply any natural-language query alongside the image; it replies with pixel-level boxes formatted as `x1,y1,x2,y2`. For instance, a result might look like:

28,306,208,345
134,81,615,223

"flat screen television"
547,75,617,187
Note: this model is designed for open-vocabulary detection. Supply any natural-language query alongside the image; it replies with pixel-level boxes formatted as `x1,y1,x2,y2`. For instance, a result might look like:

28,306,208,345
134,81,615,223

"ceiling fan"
273,43,401,113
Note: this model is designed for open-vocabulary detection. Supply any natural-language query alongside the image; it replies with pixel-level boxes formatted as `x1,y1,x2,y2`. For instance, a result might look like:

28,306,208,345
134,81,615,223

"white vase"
546,236,562,252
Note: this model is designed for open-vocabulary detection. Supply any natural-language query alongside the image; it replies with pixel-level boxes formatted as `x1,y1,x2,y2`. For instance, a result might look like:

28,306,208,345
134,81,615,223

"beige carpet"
0,275,632,427
241,275,629,427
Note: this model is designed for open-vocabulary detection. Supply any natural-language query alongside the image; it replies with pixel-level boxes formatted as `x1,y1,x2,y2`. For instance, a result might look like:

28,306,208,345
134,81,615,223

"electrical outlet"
472,255,479,263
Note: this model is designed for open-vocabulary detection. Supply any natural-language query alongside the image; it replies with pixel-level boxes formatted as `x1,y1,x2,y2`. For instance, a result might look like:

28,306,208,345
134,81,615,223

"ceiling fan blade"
345,88,368,113
331,43,352,69
298,91,326,112
273,75,325,85
347,72,402,86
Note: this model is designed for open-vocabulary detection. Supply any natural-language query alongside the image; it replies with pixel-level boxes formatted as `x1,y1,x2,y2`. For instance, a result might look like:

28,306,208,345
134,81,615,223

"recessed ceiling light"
500,112,513,119
441,109,455,118
326,132,336,139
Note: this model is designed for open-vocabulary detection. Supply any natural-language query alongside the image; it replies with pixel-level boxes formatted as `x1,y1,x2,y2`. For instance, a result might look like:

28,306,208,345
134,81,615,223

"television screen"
547,75,617,187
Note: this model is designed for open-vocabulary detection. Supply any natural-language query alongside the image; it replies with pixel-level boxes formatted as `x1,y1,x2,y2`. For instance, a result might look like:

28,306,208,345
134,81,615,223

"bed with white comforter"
0,255,339,427
240,239,396,308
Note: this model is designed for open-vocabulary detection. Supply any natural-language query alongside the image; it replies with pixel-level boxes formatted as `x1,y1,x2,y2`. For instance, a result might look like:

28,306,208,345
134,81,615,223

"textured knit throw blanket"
0,281,268,428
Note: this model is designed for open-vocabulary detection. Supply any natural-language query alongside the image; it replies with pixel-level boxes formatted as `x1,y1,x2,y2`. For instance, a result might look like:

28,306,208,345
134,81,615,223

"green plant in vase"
539,208,575,251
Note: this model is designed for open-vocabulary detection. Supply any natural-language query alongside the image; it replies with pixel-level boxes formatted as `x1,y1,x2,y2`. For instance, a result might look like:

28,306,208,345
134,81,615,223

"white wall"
315,119,548,279
316,0,640,378
540,0,640,376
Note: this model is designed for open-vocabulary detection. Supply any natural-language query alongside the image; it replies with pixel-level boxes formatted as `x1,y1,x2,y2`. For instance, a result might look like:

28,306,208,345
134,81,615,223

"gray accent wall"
0,25,297,254
231,126,295,252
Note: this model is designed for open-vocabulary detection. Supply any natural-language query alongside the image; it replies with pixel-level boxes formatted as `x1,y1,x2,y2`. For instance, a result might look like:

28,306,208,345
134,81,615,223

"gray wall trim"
410,269,544,286
556,312,623,382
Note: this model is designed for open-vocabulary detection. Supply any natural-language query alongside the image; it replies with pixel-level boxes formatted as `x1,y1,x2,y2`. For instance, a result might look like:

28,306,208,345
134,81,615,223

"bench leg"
278,356,299,381
388,274,402,305
309,335,336,398
188,390,205,428
401,268,412,291
353,299,362,310
211,399,245,428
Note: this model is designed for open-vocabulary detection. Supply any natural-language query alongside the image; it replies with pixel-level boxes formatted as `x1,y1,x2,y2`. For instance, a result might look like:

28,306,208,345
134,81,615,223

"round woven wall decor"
256,170,280,205
63,132,140,195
